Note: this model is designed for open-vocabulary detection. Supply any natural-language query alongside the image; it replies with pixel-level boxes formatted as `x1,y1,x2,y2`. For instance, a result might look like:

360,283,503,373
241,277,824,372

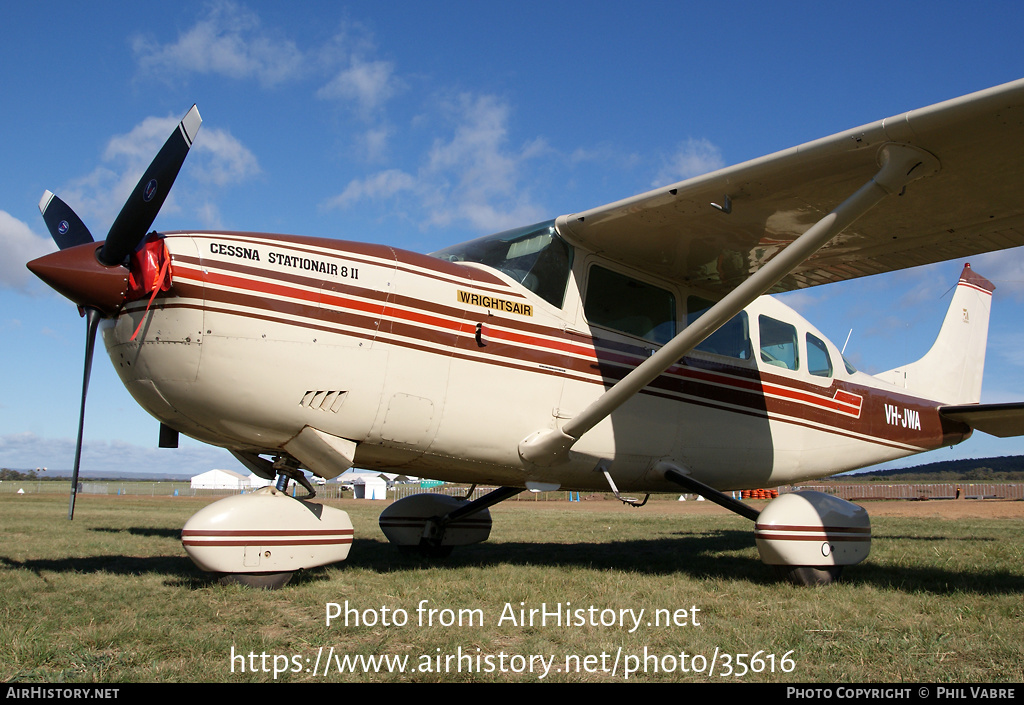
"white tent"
351,475,388,500
190,469,272,490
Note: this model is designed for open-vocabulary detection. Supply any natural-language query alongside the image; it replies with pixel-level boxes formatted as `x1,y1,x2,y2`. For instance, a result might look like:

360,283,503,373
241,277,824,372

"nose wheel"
181,459,353,589
218,572,295,590
774,565,844,586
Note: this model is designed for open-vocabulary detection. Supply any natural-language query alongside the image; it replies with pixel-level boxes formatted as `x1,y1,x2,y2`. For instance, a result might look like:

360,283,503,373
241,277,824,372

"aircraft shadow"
0,554,201,583
321,530,1024,596
2,527,1018,595
91,526,182,539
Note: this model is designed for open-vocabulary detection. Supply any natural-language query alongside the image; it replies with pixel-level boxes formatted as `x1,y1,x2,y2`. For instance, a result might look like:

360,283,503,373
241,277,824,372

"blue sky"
2,1,1024,477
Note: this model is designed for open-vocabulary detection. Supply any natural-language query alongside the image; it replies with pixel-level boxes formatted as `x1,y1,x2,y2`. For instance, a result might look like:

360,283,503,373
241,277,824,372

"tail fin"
874,264,994,404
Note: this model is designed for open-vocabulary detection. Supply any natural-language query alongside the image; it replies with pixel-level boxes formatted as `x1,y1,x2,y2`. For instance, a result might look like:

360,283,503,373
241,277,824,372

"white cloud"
0,431,235,477
992,332,1024,368
0,211,56,292
652,138,725,187
326,94,549,232
58,113,259,229
359,126,392,162
132,0,305,86
325,169,417,210
191,127,262,186
317,58,399,115
63,115,185,226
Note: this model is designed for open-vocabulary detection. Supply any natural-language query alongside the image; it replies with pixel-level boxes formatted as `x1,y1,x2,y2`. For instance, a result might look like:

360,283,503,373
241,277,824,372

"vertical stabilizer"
875,265,994,404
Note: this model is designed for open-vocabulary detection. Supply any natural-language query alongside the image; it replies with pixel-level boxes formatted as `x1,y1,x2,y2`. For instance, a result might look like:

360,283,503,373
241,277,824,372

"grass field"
1,492,1022,683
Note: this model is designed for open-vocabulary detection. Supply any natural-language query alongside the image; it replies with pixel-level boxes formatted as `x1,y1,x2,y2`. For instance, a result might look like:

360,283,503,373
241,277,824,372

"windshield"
430,220,573,308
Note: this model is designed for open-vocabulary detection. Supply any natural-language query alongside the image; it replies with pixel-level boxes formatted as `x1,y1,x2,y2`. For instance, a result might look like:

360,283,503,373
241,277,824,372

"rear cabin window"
686,297,751,360
759,315,799,371
807,333,833,378
584,265,676,345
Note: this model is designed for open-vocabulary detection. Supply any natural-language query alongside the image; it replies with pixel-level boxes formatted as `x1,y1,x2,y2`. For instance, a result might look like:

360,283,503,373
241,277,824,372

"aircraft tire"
398,544,454,559
218,571,295,590
774,565,843,586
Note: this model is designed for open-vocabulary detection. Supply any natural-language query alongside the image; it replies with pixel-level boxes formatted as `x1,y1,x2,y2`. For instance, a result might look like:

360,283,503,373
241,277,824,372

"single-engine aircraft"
27,80,1024,588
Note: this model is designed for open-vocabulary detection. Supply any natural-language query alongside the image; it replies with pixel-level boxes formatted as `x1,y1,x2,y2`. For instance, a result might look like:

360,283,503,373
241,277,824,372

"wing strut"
519,143,940,466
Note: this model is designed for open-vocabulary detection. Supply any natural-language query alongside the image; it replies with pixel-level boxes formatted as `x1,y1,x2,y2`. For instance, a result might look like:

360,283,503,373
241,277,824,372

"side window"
759,315,799,371
686,297,751,359
584,265,676,345
807,333,833,378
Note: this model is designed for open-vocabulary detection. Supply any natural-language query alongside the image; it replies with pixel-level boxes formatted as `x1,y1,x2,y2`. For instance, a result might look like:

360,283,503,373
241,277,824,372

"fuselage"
101,226,970,492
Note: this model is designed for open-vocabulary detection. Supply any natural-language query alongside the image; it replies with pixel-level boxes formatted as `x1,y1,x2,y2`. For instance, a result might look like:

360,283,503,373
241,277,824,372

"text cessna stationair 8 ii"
28,79,1024,588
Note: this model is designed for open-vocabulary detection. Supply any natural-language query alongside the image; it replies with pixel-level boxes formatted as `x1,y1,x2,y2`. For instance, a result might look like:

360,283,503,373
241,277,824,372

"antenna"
842,329,853,355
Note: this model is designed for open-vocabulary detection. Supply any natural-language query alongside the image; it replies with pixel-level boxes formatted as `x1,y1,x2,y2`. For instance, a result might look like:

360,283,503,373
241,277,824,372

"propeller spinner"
26,105,202,519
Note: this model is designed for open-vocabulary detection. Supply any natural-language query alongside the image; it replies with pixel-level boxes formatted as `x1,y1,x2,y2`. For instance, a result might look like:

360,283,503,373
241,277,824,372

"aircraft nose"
27,242,130,316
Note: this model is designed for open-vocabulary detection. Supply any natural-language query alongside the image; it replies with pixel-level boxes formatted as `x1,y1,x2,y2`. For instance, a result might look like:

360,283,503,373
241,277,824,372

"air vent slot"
299,390,348,413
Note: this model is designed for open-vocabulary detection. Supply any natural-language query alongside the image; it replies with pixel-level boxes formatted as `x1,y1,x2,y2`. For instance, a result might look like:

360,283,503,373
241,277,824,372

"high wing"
521,79,1024,465
555,78,1024,298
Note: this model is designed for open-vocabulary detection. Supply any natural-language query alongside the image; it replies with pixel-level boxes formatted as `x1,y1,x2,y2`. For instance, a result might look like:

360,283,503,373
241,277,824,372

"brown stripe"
138,290,957,451
755,523,870,534
182,528,353,536
753,533,869,542
182,538,353,546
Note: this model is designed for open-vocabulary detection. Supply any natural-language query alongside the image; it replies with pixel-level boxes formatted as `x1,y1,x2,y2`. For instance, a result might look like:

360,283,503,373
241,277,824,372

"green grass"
1,493,1022,682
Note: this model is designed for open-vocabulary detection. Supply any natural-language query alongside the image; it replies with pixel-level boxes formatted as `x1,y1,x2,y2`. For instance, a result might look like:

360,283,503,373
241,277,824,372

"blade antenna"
68,308,101,520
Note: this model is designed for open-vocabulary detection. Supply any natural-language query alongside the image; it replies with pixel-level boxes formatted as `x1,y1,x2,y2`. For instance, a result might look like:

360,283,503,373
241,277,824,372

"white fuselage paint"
101,231,972,493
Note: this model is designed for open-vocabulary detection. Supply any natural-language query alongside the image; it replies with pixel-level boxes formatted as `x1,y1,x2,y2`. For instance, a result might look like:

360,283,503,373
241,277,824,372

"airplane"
26,79,1024,589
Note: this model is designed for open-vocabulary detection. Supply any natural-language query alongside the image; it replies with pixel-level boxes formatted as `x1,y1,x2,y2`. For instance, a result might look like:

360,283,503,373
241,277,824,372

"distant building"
190,469,273,490
351,474,388,500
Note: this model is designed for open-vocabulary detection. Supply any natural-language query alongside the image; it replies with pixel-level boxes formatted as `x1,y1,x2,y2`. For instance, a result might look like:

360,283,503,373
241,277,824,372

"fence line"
794,482,1023,501
2,480,1021,502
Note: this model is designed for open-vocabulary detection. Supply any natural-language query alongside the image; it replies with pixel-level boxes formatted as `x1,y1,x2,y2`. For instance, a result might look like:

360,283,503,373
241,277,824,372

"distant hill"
0,467,194,481
837,456,1024,482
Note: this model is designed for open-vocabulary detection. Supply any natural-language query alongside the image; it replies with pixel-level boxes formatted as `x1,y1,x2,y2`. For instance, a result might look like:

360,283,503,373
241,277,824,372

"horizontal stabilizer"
939,402,1024,438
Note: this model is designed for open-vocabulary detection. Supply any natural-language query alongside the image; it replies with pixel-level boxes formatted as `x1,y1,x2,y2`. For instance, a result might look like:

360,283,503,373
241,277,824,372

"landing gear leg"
273,456,317,498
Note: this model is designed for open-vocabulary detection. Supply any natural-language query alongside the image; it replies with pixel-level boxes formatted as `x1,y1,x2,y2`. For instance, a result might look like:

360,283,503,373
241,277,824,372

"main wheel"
397,544,454,559
774,565,843,586
218,572,295,590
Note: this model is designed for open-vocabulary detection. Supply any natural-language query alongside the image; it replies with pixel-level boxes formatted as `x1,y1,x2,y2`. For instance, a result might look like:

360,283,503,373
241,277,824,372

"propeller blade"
98,104,202,266
68,308,101,520
38,190,94,250
30,105,201,519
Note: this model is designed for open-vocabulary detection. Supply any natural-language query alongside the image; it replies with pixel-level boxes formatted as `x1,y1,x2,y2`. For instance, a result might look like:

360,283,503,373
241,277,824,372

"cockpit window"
430,220,573,308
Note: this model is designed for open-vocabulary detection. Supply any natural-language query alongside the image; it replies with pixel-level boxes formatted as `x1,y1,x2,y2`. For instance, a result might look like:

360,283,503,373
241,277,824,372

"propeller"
27,105,202,519
38,190,94,250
